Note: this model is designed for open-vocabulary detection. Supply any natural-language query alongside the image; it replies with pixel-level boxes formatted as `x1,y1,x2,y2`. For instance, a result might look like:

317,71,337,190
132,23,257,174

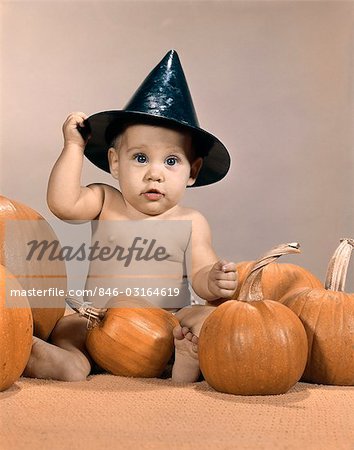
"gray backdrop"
1,1,353,291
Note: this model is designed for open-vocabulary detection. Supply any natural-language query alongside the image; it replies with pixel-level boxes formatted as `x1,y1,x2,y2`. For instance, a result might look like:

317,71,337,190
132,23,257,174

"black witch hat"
83,50,231,187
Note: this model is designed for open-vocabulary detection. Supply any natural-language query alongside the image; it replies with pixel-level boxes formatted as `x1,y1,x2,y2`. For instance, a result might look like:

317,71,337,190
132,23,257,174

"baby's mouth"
142,188,164,201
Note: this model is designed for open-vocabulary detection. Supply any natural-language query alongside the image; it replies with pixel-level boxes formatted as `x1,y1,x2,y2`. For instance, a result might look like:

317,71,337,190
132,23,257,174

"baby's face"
108,124,202,216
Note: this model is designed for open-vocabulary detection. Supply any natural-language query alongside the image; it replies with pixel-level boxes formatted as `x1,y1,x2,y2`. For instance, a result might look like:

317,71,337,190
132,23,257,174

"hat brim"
83,110,231,187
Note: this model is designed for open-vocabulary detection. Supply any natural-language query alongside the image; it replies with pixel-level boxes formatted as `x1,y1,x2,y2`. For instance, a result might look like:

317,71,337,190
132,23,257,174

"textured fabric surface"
1,376,353,450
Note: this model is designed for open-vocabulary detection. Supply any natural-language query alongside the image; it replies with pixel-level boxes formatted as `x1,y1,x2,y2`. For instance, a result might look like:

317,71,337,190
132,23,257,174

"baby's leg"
23,313,92,382
172,305,216,383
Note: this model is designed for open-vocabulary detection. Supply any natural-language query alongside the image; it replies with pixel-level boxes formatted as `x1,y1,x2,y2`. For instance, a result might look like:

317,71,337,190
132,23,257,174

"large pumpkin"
70,296,179,378
0,195,66,340
0,264,33,391
199,243,308,395
281,238,354,385
210,253,322,307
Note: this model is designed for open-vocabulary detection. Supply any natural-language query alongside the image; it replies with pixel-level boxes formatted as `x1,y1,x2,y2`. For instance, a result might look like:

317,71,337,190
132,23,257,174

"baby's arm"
190,212,237,302
47,112,104,221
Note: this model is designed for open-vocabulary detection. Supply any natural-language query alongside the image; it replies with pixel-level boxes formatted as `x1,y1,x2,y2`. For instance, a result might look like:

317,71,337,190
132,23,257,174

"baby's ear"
108,147,119,179
187,157,203,187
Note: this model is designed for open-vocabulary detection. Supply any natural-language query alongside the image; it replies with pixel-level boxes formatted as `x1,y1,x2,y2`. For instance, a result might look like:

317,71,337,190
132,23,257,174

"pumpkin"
281,238,354,385
0,195,66,340
199,243,308,395
0,264,33,391
211,256,322,307
70,296,179,378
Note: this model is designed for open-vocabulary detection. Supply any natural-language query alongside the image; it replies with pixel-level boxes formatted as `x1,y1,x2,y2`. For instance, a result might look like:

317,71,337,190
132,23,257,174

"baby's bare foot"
171,325,200,383
23,336,89,381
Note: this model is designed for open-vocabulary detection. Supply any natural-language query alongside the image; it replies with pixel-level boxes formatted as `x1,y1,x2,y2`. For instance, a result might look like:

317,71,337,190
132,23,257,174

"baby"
24,50,237,383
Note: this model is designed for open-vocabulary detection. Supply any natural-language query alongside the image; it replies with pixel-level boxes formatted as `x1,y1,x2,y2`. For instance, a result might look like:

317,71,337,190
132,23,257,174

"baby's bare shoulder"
177,207,209,227
177,208,212,245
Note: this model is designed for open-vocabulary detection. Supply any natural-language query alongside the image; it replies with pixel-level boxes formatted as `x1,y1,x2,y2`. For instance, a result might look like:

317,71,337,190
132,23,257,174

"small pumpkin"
0,195,66,340
211,253,322,307
72,296,179,378
199,243,308,395
0,264,33,391
281,238,354,385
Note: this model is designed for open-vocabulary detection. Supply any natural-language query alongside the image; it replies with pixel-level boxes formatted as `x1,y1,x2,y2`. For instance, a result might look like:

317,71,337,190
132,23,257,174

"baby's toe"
173,325,185,340
184,331,194,341
181,326,190,337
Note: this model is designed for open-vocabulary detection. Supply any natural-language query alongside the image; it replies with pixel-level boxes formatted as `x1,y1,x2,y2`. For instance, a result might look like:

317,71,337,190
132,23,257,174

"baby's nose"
145,164,164,182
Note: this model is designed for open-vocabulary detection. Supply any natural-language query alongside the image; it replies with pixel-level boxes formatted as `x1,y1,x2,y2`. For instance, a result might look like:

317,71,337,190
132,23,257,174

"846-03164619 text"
9,287,181,298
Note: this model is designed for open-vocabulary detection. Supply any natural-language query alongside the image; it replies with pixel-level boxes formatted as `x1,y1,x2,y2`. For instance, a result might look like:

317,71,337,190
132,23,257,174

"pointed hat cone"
83,50,231,187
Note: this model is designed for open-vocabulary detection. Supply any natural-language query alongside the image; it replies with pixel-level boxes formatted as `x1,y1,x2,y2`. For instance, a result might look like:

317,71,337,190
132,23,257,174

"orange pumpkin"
0,264,33,391
210,256,322,307
281,238,354,385
199,243,308,395
236,260,322,300
212,255,323,306
0,195,66,340
73,296,179,378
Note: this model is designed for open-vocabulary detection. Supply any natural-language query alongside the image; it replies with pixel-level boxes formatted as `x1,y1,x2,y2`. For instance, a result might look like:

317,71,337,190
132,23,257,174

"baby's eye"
165,156,179,166
134,153,147,164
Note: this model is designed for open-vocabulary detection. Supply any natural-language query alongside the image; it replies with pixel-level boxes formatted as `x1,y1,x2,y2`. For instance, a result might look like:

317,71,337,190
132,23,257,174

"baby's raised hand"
208,260,238,300
62,112,88,148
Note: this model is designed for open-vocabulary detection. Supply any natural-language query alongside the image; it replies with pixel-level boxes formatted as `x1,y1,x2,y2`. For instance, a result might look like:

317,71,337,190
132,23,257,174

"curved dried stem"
325,238,354,292
65,296,107,329
238,243,301,302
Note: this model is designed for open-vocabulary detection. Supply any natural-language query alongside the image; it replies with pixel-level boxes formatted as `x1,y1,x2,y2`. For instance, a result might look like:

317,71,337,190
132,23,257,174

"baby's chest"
89,220,192,274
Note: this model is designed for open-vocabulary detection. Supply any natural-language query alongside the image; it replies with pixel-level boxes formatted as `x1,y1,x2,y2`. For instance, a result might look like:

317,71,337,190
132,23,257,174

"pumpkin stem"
238,243,301,302
324,238,354,292
66,296,107,328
